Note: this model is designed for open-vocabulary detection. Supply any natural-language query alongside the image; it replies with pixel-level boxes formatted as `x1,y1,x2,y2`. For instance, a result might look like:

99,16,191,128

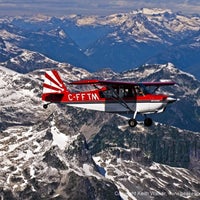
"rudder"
42,70,67,102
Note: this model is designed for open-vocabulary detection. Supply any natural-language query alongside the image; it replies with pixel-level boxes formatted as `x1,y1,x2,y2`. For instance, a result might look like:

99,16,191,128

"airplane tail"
42,70,68,102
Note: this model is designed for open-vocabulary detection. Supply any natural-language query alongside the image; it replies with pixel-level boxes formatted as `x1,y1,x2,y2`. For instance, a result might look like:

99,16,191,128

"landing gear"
128,111,138,127
128,119,137,127
43,104,48,109
128,112,153,127
43,103,51,109
144,117,153,127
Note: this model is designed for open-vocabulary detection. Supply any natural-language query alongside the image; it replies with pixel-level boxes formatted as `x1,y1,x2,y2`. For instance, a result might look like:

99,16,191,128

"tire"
43,104,48,109
144,118,153,126
128,119,137,127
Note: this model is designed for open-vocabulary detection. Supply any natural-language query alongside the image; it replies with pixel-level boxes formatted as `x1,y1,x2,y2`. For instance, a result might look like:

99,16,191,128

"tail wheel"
144,118,153,126
128,119,137,127
43,104,48,109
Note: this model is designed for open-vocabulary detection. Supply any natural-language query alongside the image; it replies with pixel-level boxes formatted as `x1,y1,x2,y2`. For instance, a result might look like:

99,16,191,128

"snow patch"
77,16,97,26
141,8,172,15
59,30,66,39
51,126,71,150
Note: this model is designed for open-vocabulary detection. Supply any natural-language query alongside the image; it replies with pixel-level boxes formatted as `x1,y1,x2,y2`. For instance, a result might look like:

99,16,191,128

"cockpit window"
137,84,150,95
99,84,150,98
100,86,134,98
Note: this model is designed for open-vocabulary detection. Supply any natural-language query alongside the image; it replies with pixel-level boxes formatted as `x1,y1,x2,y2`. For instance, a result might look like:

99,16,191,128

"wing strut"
107,86,138,127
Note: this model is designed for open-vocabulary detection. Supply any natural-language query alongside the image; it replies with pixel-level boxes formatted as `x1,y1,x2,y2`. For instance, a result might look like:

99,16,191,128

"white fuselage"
66,100,167,115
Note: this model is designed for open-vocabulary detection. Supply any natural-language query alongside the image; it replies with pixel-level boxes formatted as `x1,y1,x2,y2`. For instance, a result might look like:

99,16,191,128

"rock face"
0,114,120,200
93,148,200,200
91,122,200,169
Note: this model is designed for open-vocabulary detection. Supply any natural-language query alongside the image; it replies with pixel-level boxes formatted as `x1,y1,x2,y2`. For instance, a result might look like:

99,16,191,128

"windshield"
138,84,150,95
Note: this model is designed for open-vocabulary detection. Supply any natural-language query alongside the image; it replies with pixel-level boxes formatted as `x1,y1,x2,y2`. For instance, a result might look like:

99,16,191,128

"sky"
0,0,199,16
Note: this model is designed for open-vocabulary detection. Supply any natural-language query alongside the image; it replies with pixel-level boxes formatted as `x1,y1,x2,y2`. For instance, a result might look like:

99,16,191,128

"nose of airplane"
166,96,177,104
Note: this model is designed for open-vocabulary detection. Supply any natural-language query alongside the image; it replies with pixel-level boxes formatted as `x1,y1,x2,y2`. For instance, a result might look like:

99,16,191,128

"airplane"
42,70,177,127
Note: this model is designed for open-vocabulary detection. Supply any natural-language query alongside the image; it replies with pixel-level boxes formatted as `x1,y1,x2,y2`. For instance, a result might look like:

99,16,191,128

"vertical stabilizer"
42,70,67,102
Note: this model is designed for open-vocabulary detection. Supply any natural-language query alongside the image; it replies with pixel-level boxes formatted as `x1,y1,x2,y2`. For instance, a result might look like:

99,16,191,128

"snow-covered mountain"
0,8,200,78
0,59,200,199
84,8,200,74
93,148,200,199
0,115,120,199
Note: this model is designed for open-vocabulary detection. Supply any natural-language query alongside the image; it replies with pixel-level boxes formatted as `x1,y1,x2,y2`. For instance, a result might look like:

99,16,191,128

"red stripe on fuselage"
57,90,166,104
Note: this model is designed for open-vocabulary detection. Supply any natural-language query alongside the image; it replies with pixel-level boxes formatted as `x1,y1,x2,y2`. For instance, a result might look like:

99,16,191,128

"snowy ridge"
140,8,172,15
123,63,197,81
93,148,200,199
71,8,200,32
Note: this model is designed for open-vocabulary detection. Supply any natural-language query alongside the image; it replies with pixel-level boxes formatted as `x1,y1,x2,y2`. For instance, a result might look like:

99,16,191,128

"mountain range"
0,52,200,199
0,8,200,78
0,8,200,200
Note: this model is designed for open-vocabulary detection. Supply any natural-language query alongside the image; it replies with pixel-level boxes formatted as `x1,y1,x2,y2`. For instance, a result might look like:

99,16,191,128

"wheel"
43,104,48,109
144,118,153,126
128,119,137,127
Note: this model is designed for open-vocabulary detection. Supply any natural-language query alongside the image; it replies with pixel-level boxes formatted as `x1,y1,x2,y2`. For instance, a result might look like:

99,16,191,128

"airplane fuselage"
43,89,172,115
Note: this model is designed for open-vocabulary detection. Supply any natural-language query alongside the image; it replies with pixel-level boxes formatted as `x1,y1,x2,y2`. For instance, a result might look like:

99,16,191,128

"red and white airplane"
42,70,177,127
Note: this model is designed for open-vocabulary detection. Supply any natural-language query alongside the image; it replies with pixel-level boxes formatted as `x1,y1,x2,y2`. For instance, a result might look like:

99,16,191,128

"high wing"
70,79,176,86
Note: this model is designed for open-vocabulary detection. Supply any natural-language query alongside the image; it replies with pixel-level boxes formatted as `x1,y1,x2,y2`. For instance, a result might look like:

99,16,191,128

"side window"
124,88,134,97
100,89,113,98
100,88,119,98
118,87,134,98
119,88,124,98
100,87,135,98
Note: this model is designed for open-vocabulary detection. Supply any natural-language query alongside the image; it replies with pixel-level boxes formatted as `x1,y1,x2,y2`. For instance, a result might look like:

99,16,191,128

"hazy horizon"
0,0,199,17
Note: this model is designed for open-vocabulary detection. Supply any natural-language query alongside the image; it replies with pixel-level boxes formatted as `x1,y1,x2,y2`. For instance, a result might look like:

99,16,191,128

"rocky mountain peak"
0,111,120,199
139,8,173,15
